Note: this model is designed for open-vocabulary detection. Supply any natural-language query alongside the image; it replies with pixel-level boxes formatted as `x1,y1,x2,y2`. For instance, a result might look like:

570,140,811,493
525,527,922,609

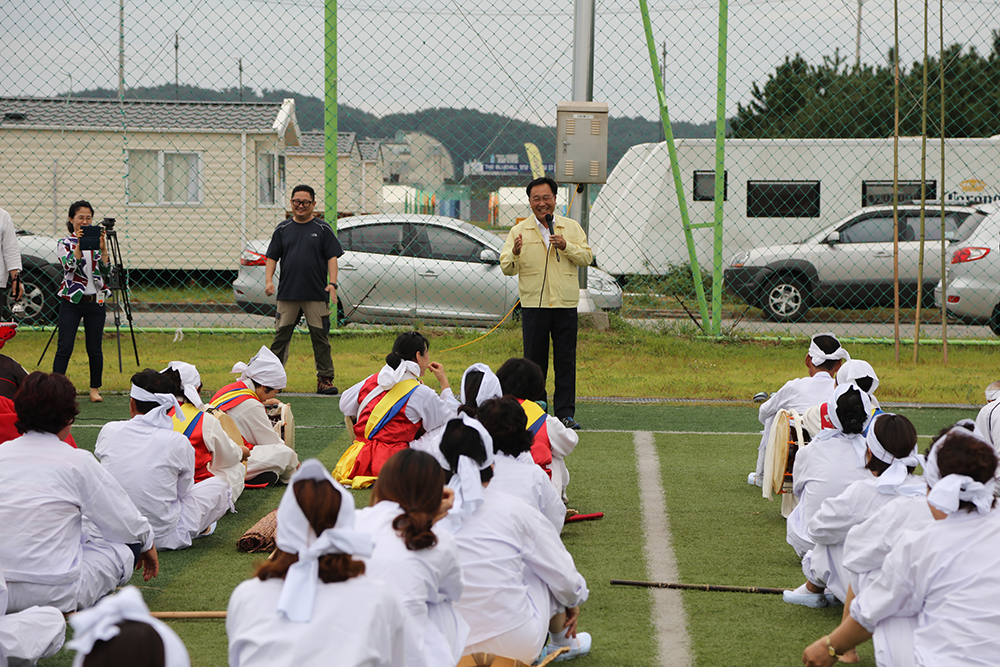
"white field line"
634,431,693,667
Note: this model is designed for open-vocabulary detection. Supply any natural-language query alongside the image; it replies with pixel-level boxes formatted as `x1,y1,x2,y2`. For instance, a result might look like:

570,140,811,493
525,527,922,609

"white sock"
550,628,572,646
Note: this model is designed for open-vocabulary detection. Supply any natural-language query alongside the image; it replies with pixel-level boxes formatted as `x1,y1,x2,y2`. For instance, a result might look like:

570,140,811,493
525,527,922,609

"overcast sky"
3,0,998,127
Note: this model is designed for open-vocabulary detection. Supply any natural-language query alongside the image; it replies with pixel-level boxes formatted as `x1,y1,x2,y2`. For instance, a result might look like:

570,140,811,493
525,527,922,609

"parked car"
3,230,64,325
934,204,1000,334
233,214,623,325
724,205,988,322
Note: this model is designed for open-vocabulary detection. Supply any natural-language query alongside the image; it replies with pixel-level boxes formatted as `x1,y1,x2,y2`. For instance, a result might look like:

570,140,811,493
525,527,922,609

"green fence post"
710,0,729,336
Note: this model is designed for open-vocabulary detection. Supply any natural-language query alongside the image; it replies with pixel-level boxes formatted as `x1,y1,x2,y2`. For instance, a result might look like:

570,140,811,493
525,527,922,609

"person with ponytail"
227,460,406,667
786,384,874,558
354,449,467,667
477,396,566,532
802,427,1000,667
438,416,591,663
336,332,453,488
785,413,923,616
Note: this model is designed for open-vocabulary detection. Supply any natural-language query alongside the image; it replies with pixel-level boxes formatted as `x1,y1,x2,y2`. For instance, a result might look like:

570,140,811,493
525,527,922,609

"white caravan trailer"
589,137,1000,276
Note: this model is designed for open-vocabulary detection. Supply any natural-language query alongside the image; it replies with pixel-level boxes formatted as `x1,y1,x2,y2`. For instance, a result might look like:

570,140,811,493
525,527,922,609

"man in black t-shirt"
265,185,344,395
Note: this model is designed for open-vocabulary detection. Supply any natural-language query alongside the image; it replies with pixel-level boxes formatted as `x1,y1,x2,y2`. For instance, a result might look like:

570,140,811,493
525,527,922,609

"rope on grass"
611,579,788,595
437,301,519,353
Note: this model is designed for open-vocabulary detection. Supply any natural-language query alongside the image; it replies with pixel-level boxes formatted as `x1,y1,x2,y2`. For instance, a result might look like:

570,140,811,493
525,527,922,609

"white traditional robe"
224,380,298,483
0,571,65,667
757,371,836,476
489,453,566,532
198,408,247,501
96,418,232,550
786,431,872,557
0,431,153,613
543,414,579,502
851,508,1000,667
453,488,588,663
802,474,924,600
355,501,468,667
227,576,406,667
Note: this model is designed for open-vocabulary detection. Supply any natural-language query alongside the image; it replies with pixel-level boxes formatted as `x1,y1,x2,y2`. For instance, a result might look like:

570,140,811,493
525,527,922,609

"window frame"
127,149,203,206
746,180,821,218
693,170,727,202
257,152,287,207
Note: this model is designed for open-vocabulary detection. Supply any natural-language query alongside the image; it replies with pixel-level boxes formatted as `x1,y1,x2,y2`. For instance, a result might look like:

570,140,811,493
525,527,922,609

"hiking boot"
560,416,582,430
317,377,339,395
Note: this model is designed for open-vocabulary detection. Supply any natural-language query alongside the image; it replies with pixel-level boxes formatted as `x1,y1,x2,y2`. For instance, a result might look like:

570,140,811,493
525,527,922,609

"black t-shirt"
265,218,344,301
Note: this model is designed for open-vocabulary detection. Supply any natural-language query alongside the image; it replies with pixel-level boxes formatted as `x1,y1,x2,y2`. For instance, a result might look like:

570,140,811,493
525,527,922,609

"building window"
128,150,202,204
258,153,286,206
747,180,820,218
861,180,937,207
693,170,727,201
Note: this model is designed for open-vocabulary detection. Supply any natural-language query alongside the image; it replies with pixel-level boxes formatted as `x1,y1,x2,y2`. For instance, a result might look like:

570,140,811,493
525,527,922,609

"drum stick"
149,611,227,619
611,579,788,595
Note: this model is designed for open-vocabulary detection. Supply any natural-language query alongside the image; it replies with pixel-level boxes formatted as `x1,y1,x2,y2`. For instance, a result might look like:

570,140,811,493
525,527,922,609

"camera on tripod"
99,217,115,232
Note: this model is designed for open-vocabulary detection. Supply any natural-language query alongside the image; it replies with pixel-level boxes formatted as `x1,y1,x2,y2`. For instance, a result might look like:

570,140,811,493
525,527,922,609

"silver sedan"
233,214,622,325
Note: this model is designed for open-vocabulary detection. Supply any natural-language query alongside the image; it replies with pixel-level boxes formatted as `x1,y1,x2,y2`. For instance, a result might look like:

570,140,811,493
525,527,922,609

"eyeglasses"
291,199,314,207
530,195,555,203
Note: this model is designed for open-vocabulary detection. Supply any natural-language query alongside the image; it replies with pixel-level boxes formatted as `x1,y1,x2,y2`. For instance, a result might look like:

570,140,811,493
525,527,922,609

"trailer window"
746,181,820,218
862,180,937,207
693,171,727,201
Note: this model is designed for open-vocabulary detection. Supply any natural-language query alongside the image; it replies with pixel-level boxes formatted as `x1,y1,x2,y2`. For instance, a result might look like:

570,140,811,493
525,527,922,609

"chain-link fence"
3,0,999,339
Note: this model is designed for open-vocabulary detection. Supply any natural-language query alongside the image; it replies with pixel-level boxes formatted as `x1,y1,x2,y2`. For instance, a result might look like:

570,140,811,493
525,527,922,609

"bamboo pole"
939,0,948,364
892,0,901,363
611,579,788,595
913,0,931,362
149,611,227,619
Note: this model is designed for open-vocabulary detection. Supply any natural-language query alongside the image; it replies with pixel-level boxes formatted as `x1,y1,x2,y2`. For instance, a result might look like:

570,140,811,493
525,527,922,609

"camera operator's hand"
99,228,107,256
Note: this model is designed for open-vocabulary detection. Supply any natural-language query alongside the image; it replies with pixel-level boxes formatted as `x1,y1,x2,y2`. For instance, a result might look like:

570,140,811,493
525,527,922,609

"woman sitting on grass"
354,449,467,667
226,459,406,667
802,427,1000,666
440,415,591,663
336,331,453,488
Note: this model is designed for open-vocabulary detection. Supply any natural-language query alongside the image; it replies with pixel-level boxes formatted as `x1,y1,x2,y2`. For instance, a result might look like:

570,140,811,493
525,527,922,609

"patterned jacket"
58,236,111,303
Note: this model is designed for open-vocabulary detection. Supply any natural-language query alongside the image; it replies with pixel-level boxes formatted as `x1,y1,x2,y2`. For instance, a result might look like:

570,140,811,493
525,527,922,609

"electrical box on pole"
555,101,608,185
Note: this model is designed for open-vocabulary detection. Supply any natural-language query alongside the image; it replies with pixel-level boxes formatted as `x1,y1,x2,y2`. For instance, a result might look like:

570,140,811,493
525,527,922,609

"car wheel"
989,303,1000,337
7,269,59,325
761,275,809,322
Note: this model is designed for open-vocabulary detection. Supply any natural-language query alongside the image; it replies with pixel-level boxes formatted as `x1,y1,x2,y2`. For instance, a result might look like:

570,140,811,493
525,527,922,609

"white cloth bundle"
922,428,995,515
377,360,421,390
232,345,287,390
865,413,921,494
274,459,374,623
459,363,502,407
67,586,190,667
165,360,203,408
815,383,872,467
130,384,183,430
808,332,851,367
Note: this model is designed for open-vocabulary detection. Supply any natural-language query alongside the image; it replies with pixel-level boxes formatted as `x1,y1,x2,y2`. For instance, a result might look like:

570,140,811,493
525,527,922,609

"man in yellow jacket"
499,177,593,430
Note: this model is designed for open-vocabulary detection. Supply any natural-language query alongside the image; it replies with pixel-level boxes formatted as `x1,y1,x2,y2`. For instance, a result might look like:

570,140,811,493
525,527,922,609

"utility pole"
174,32,179,100
570,0,595,291
239,59,243,103
855,0,863,68
118,0,125,101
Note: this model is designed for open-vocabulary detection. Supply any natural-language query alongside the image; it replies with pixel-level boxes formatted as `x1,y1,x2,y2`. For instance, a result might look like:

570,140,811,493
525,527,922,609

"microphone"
545,214,560,262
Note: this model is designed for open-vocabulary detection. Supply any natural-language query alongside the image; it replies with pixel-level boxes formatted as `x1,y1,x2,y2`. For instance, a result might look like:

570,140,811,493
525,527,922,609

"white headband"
986,387,1000,402
377,359,422,390
164,361,203,408
922,427,995,515
460,363,502,407
865,413,920,494
67,586,190,667
836,359,879,394
274,459,373,623
822,383,872,466
130,384,183,430
442,414,495,532
809,332,850,367
232,345,287,390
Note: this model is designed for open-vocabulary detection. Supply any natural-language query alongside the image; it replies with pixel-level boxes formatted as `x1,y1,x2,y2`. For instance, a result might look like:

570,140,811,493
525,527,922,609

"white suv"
934,205,1000,333
724,205,988,322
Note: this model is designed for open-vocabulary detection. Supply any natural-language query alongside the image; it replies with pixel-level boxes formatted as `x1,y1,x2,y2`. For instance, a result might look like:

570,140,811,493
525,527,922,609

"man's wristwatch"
329,282,338,289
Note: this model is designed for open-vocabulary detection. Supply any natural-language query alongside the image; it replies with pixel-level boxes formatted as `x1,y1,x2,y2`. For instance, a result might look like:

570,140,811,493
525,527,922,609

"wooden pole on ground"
611,579,788,595
149,611,227,619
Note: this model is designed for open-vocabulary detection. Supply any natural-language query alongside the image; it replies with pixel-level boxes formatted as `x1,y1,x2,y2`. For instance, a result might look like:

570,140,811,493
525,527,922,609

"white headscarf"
164,361,203,408
377,359,421,390
808,332,851,368
274,459,373,623
865,413,922,495
921,427,995,515
131,384,183,430
814,383,872,467
442,414,495,531
232,345,287,390
460,363,502,407
67,586,190,667
836,359,879,395
986,387,1000,403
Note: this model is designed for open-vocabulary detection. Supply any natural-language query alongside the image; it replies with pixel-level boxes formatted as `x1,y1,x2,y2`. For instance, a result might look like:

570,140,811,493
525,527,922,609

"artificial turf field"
38,397,973,667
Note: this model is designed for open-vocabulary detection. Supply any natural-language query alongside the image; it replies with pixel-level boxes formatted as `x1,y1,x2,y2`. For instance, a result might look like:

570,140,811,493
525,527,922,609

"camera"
100,217,116,231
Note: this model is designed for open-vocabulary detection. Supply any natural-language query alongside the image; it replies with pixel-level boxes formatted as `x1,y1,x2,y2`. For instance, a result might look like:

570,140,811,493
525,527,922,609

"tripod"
38,220,140,371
